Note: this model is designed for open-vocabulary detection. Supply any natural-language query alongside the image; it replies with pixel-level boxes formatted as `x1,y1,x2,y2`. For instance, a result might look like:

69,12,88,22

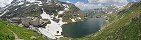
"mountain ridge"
0,0,85,39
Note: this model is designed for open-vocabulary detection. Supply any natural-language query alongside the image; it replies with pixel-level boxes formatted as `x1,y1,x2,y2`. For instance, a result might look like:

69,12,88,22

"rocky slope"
0,0,84,39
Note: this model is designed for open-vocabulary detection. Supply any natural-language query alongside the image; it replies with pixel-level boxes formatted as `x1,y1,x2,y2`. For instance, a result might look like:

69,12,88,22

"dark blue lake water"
62,18,105,38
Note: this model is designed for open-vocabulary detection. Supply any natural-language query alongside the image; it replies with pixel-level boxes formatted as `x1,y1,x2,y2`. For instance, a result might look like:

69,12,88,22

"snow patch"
58,11,64,14
14,8,18,11
18,2,24,5
0,10,9,17
71,19,76,22
62,4,69,10
40,8,51,19
26,4,30,6
46,0,51,3
64,7,69,10
39,8,66,39
36,1,43,6
77,17,82,19
62,4,69,8
26,0,36,3
38,28,56,39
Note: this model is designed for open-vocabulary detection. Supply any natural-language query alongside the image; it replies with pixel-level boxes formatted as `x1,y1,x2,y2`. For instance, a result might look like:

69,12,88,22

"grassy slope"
60,2,141,40
0,20,45,40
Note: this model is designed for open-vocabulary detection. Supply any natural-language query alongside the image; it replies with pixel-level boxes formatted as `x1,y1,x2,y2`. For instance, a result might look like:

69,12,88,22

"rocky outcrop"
9,17,49,28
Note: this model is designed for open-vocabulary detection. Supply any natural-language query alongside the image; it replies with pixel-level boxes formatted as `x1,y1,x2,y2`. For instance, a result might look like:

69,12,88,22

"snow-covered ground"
0,10,9,17
38,28,56,39
71,19,76,22
26,0,36,3
58,11,64,14
34,1,43,6
40,8,51,19
62,4,69,10
39,8,66,39
26,4,30,6
77,17,82,19
18,2,24,5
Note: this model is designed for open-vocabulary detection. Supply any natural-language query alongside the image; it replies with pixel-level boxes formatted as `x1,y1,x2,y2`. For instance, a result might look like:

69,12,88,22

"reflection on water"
62,17,105,38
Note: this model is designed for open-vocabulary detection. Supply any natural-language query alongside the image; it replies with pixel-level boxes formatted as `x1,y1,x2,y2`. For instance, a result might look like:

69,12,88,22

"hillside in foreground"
0,20,45,40
60,1,141,40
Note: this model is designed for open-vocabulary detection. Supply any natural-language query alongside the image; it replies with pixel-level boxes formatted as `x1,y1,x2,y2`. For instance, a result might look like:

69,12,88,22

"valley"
0,0,141,40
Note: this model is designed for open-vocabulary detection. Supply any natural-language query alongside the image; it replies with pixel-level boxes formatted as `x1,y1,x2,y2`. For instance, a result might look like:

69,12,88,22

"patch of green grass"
0,20,45,40
104,14,118,23
0,23,15,40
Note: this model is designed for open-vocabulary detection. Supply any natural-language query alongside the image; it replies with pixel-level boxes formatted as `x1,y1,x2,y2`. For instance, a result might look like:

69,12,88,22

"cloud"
75,0,129,10
88,0,98,3
66,1,72,3
127,0,140,2
98,0,128,4
75,2,104,10
0,0,13,7
75,2,85,10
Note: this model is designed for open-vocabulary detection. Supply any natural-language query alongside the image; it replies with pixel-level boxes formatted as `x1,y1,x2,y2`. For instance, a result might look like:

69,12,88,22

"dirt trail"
8,28,23,40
